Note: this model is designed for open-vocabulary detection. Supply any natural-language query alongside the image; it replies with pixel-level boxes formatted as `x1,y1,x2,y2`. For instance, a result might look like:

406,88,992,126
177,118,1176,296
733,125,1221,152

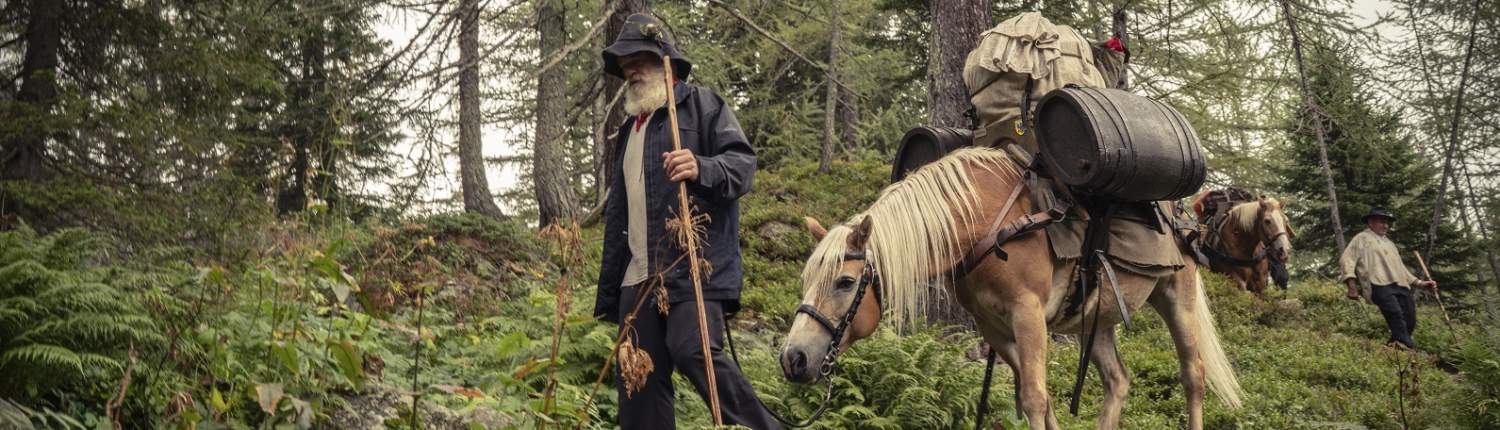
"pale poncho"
1339,229,1421,301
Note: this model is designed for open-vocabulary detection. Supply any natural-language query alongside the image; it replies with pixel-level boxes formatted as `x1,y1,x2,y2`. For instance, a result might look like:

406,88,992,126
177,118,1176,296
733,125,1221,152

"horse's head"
780,216,883,384
1257,198,1295,263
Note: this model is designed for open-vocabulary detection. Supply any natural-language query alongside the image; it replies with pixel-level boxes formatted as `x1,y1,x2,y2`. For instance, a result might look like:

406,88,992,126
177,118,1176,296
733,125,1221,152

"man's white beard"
623,69,668,116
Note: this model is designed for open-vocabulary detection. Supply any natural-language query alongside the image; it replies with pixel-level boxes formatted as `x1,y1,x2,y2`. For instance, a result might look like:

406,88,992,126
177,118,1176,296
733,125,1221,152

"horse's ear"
848,215,874,249
804,216,828,241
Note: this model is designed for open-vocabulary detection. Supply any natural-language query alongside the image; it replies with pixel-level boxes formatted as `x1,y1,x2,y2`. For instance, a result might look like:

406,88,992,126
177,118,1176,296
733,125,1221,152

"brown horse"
1191,193,1295,294
779,148,1242,430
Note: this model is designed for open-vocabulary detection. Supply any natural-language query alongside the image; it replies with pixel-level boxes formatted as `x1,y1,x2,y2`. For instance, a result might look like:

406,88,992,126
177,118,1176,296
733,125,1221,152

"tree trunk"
818,1,840,174
840,86,860,151
1422,0,1481,261
459,0,506,219
1279,0,1346,252
926,0,990,128
278,25,321,215
1461,155,1500,342
926,0,989,329
1,0,62,181
594,0,649,206
1111,6,1129,90
309,26,338,211
535,0,581,226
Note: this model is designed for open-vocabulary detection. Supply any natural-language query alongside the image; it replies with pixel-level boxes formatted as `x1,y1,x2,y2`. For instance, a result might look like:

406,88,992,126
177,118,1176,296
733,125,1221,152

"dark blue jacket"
594,82,756,324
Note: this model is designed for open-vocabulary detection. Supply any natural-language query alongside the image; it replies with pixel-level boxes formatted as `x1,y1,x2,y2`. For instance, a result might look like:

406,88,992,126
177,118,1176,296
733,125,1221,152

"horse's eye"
836,276,856,290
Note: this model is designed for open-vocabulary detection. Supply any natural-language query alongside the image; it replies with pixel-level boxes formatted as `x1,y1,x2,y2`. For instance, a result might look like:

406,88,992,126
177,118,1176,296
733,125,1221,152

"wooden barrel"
892,126,972,182
1034,86,1206,201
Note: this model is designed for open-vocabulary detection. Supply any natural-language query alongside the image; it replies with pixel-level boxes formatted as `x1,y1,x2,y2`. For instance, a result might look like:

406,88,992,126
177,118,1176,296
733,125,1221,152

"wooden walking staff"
1413,251,1459,340
641,23,724,426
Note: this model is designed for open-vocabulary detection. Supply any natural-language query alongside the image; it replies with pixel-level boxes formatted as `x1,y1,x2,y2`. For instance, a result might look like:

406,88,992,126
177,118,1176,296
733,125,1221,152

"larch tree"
458,0,506,219
534,0,581,227
926,0,989,128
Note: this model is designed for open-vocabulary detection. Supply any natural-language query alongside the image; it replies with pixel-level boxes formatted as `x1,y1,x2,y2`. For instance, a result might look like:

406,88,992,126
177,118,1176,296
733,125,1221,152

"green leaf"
331,282,351,304
199,266,229,291
210,387,228,414
497,331,530,357
329,339,365,388
272,341,300,376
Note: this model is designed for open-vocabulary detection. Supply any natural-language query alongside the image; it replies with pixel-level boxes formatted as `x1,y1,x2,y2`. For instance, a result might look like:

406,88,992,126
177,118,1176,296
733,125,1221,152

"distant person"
592,13,780,430
1339,208,1438,350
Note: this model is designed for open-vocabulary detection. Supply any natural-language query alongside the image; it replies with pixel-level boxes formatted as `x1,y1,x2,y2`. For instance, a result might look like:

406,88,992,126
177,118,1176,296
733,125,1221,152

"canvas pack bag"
963,12,1110,150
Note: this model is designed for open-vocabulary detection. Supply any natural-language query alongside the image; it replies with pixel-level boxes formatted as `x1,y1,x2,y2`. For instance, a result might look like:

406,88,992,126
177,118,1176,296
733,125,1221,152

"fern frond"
0,260,54,293
1,344,86,374
76,353,123,372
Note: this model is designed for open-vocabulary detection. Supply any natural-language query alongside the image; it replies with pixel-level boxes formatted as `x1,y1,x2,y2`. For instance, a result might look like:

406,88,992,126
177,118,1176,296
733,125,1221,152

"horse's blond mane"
800,147,1020,329
1230,197,1286,234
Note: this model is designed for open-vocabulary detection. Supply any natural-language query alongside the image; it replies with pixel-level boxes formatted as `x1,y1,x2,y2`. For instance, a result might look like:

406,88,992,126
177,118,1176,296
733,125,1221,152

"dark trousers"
615,285,782,430
1370,284,1418,348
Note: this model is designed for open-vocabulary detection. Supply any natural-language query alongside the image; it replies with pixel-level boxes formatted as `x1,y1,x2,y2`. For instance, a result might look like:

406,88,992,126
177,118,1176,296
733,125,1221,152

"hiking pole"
643,23,724,426
1412,251,1459,341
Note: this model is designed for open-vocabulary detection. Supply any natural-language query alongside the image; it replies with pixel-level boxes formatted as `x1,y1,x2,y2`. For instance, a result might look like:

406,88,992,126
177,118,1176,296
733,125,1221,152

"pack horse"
778,12,1243,430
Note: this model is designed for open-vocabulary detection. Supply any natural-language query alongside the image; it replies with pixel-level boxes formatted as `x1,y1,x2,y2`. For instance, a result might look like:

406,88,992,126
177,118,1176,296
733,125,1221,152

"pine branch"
703,0,867,101
533,0,621,78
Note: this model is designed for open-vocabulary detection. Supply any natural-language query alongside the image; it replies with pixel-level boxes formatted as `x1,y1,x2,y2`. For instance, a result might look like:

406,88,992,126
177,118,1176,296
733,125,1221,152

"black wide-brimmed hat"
1362,207,1397,223
602,13,691,80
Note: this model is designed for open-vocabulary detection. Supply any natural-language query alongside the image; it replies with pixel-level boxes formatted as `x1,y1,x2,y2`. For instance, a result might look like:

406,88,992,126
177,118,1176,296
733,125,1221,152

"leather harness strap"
957,145,1071,276
963,181,1028,271
1204,227,1287,268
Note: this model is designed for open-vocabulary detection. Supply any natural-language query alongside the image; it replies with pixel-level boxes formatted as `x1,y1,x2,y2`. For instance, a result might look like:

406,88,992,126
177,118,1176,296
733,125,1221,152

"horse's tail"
1192,271,1244,408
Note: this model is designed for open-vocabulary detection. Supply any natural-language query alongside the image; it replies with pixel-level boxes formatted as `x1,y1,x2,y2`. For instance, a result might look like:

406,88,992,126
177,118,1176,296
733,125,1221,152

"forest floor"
5,157,1497,429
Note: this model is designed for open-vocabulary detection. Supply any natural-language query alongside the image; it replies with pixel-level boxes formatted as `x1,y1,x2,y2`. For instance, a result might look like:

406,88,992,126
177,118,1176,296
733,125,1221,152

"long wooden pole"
1412,251,1458,340
661,54,723,425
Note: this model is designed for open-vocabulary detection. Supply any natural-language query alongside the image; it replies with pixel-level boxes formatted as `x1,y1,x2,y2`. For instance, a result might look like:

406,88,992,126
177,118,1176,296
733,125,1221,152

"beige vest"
622,113,654,286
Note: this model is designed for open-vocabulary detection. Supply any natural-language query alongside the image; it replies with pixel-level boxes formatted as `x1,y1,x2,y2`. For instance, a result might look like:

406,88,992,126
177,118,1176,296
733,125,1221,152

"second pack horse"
1191,189,1296,294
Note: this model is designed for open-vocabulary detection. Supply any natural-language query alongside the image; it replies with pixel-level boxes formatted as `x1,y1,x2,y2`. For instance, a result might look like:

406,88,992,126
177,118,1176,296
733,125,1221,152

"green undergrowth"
3,160,1499,429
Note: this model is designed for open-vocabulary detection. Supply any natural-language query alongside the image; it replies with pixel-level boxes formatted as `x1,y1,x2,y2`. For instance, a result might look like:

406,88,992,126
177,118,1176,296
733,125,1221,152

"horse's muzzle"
780,346,816,384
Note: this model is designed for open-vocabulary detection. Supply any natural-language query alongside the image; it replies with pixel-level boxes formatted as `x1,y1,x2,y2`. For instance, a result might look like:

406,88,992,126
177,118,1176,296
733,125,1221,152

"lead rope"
725,325,835,428
724,262,873,428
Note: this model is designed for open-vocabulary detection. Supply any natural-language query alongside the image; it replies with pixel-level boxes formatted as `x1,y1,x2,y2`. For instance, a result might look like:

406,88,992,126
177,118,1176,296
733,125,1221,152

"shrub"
1448,340,1500,429
0,226,161,427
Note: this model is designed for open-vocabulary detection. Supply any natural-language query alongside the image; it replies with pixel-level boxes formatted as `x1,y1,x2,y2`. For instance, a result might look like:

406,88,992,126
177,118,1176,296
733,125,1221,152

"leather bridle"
793,250,881,380
761,250,880,427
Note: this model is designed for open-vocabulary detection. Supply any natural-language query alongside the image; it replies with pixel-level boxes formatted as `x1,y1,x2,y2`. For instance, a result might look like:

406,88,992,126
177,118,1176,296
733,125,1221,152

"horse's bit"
795,250,879,379
770,250,879,427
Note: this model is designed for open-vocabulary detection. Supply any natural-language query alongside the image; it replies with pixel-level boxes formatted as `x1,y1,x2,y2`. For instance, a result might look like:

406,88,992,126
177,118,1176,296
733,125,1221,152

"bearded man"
592,13,779,430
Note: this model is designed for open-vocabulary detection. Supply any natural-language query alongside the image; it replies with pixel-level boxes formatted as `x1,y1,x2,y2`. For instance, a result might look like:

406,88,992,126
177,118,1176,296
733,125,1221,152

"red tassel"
634,113,649,132
1106,36,1126,53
